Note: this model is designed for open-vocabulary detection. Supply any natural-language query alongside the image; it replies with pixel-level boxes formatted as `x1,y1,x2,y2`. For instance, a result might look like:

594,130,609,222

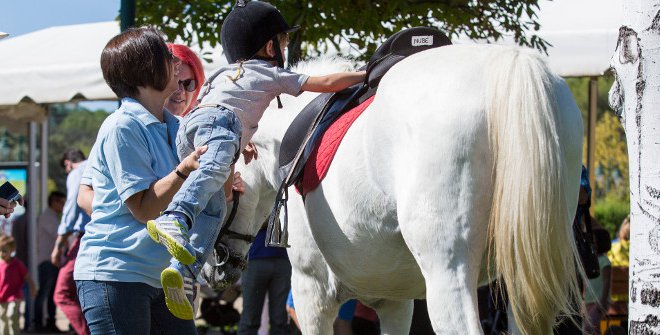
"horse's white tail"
485,47,581,335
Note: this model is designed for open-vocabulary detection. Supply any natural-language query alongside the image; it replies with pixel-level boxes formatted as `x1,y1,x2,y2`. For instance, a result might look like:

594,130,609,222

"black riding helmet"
220,0,300,67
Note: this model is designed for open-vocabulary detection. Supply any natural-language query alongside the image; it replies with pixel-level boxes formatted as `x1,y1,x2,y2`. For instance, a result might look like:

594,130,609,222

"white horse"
221,44,584,335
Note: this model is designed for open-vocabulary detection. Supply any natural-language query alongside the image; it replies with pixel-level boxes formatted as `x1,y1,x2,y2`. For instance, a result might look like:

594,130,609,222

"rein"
219,190,254,243
211,190,253,271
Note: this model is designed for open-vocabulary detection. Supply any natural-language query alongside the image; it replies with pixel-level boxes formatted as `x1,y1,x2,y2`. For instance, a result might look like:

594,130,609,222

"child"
0,233,36,335
147,0,366,320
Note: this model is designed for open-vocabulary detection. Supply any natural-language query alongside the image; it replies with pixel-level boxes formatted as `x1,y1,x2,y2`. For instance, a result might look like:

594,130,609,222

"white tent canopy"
453,0,622,77
0,21,227,106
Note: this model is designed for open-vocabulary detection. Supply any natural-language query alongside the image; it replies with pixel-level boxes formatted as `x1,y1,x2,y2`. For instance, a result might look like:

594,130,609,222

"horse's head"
201,56,359,290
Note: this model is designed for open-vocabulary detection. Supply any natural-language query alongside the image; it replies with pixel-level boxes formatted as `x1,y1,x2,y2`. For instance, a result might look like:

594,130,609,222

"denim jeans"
76,280,197,335
167,106,242,276
238,257,292,335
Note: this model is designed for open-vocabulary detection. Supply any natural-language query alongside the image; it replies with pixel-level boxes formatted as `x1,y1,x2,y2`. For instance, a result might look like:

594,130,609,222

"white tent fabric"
454,0,622,77
0,21,227,106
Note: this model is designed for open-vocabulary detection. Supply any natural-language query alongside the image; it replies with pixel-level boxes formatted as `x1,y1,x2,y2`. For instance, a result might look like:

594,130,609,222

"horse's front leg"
291,273,341,335
363,298,414,335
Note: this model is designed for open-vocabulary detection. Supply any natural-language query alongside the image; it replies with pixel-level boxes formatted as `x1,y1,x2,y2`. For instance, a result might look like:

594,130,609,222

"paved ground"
18,296,246,335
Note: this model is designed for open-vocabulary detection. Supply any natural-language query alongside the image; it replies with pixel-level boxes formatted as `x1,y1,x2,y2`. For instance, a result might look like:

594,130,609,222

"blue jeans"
76,280,197,335
167,106,242,275
238,257,292,335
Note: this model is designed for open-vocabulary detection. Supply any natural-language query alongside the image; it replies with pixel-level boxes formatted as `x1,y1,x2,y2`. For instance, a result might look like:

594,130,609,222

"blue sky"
0,0,121,111
0,0,120,37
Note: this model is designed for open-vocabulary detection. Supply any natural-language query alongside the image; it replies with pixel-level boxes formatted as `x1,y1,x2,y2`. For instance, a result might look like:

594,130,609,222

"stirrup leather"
266,185,290,247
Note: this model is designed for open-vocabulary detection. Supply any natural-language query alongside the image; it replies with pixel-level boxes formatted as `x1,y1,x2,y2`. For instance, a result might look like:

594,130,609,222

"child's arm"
302,71,366,93
25,273,37,298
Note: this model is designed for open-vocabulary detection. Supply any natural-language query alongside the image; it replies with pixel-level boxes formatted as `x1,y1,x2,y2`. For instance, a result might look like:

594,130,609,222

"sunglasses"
178,78,197,92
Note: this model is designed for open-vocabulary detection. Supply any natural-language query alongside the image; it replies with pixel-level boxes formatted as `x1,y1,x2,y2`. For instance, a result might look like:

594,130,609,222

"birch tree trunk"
609,1,660,333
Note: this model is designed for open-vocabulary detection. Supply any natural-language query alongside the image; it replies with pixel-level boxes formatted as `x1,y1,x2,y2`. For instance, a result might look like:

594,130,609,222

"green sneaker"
161,267,195,320
147,215,196,265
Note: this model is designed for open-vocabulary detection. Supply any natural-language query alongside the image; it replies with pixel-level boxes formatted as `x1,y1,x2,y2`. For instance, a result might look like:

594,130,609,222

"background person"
584,228,612,335
34,191,66,332
0,233,36,335
238,225,291,335
51,149,91,335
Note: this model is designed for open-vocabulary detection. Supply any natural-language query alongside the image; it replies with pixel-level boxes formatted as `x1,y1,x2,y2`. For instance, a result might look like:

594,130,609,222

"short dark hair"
101,27,174,98
60,149,86,168
47,191,66,206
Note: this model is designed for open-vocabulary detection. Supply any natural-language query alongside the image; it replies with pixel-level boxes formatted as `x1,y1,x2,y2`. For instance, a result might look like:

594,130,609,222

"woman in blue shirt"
73,27,207,334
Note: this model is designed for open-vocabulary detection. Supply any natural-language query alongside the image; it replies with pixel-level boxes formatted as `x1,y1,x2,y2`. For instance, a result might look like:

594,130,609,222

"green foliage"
564,74,615,123
136,0,548,62
0,126,28,162
48,104,109,192
593,194,629,239
565,74,629,203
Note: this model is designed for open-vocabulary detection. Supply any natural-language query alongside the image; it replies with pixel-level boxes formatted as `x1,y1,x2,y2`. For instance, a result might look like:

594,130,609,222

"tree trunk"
609,1,660,333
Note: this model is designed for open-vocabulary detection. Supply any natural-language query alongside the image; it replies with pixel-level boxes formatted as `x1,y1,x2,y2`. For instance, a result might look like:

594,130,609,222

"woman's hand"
242,141,258,164
177,145,208,176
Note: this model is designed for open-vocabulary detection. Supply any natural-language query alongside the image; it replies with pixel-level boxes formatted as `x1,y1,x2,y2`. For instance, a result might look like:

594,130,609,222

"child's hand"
29,285,37,298
242,141,258,164
178,146,208,176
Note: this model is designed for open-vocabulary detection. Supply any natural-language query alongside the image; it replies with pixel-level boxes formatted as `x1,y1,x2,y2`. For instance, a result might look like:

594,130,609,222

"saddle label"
412,35,434,46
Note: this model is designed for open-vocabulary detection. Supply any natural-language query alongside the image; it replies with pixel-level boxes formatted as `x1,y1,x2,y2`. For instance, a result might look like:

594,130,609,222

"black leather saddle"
278,26,452,189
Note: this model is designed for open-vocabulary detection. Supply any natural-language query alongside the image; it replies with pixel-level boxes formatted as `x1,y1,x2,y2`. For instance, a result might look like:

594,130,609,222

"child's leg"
8,300,20,335
167,107,240,223
148,107,240,265
156,107,241,320
162,191,228,320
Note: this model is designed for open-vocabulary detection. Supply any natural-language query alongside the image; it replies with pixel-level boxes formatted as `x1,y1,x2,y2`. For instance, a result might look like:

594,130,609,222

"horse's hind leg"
398,171,491,334
362,298,414,335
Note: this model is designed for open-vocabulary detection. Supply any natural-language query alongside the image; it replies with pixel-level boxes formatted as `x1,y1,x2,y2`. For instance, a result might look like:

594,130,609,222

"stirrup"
266,185,290,248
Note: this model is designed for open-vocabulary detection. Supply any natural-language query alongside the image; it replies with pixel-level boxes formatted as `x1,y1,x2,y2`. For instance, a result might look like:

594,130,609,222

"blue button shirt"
57,161,91,235
74,98,180,288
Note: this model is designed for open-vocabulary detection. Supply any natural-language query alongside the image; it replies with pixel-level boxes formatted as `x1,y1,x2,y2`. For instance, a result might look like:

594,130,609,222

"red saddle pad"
300,95,375,195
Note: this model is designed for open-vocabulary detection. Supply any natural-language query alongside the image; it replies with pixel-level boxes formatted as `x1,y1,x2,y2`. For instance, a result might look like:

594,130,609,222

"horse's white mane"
290,55,360,77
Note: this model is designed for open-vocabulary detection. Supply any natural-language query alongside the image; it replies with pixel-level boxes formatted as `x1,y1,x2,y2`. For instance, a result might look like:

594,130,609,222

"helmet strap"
271,36,285,68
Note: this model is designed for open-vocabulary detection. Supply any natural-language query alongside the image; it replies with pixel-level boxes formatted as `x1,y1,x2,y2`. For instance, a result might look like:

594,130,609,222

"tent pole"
587,76,598,206
40,115,48,213
28,122,39,295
